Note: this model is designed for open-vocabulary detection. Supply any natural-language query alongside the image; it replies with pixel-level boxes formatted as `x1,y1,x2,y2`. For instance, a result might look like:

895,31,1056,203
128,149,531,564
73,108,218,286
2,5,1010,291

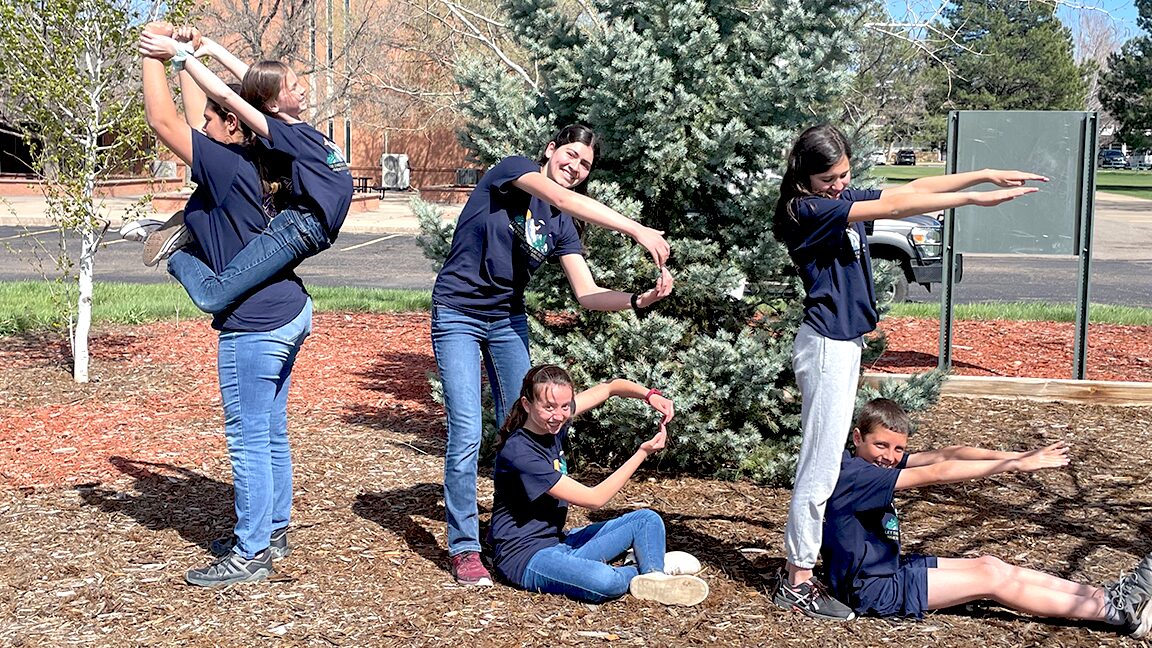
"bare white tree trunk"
73,217,96,383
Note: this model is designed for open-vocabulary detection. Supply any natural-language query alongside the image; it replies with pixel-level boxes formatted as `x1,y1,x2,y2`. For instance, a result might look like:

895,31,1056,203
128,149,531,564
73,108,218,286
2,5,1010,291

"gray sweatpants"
784,322,864,569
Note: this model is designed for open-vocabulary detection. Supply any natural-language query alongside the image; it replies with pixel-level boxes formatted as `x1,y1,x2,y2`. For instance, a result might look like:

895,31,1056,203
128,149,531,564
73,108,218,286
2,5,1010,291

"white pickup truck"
1129,150,1152,170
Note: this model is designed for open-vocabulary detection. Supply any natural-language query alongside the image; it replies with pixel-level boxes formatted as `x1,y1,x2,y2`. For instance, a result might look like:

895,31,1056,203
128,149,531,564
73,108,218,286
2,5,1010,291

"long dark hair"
494,364,575,452
772,124,852,244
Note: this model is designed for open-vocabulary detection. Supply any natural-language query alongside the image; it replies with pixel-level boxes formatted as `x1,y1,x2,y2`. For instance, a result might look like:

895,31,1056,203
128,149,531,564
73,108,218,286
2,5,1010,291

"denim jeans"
522,509,667,603
430,304,531,556
169,208,330,314
217,298,312,558
784,322,864,569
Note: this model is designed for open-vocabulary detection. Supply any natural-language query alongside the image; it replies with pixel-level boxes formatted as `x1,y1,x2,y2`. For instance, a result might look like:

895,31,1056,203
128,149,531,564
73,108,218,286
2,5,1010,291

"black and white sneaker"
185,548,274,588
210,527,290,560
772,573,856,621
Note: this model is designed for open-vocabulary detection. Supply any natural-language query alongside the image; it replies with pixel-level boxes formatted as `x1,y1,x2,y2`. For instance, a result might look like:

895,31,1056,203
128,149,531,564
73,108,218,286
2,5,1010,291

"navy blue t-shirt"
183,131,308,332
262,119,353,240
432,156,584,317
783,188,880,340
821,450,910,609
488,424,571,586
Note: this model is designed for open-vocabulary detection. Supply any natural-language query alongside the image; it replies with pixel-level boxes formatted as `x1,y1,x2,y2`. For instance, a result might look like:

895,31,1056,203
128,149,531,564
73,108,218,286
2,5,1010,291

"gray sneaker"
142,210,190,267
210,527,290,560
185,548,274,588
1108,554,1152,636
773,573,856,621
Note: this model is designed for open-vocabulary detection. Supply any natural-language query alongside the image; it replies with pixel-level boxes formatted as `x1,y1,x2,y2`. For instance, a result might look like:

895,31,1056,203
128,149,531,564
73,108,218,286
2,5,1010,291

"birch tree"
0,0,157,382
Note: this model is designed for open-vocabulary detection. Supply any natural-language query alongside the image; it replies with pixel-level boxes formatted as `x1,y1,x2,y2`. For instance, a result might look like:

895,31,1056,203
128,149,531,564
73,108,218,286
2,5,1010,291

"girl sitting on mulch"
487,364,708,606
822,397,1152,635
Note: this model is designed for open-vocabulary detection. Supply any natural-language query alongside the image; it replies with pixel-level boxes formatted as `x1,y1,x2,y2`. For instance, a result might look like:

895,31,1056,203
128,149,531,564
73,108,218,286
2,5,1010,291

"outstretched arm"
845,185,1039,223
573,378,674,430
547,429,666,510
884,169,1049,196
139,51,193,165
558,255,673,311
905,444,1029,467
512,172,670,267
138,32,271,139
896,441,1069,490
194,36,250,82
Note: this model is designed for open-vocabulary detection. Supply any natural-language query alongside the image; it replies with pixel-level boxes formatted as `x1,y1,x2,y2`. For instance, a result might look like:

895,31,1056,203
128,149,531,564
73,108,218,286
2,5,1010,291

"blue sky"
887,1,1142,42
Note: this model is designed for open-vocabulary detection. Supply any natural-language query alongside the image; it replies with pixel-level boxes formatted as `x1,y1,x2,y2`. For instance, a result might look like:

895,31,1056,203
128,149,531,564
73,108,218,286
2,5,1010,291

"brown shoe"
142,210,190,267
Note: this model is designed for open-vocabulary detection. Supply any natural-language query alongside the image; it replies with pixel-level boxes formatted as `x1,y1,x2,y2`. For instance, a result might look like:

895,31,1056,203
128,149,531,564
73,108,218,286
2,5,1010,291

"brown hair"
240,60,293,113
495,364,575,451
855,398,913,437
773,123,852,245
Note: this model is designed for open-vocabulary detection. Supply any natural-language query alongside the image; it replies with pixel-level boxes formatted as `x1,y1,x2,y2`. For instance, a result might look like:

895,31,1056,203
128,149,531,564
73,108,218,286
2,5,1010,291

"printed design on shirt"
553,451,568,475
509,208,550,263
322,137,350,174
881,508,900,544
846,227,862,260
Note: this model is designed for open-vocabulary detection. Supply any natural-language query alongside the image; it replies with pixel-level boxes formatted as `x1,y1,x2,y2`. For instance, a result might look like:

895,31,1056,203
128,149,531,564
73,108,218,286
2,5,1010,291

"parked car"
868,150,887,166
1099,149,1127,169
894,149,917,166
867,213,960,303
1128,150,1152,171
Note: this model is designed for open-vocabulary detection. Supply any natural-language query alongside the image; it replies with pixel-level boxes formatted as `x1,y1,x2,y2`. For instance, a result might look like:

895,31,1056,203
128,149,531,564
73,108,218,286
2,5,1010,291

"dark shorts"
855,554,938,619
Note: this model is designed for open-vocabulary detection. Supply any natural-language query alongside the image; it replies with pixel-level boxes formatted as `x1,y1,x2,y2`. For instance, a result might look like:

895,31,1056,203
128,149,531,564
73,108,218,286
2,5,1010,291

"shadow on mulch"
870,350,992,374
352,482,448,567
0,331,150,368
74,456,233,548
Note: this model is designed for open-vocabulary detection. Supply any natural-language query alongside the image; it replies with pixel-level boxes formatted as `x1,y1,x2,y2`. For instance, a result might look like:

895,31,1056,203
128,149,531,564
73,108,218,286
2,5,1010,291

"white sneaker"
628,572,709,606
623,549,703,575
663,551,702,575
118,218,165,243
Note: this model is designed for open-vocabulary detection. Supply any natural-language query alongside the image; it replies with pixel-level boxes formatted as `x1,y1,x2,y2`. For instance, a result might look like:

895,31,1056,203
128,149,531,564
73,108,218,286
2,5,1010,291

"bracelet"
170,44,194,72
630,292,642,313
644,388,662,404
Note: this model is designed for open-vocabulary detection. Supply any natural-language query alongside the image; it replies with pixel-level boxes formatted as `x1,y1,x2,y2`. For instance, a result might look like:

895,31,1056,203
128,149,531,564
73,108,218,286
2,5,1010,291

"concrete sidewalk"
0,192,462,235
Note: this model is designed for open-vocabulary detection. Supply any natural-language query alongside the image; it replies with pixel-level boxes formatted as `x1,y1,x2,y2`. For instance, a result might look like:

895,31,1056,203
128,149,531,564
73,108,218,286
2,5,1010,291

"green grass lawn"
871,164,1152,200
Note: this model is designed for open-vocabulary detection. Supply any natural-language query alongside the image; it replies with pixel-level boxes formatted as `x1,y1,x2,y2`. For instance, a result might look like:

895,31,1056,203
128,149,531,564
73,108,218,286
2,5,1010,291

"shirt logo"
882,509,900,544
846,227,862,260
323,137,350,174
510,208,550,263
554,452,568,475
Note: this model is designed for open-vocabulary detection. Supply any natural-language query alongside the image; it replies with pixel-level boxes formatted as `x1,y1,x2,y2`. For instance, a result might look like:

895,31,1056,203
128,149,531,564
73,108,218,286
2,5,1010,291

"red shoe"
449,551,493,587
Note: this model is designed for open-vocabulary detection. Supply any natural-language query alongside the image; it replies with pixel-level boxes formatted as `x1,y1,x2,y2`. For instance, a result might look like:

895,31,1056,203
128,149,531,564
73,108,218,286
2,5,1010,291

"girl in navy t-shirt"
771,123,1046,620
431,125,674,587
488,364,707,606
137,29,352,314
138,22,312,588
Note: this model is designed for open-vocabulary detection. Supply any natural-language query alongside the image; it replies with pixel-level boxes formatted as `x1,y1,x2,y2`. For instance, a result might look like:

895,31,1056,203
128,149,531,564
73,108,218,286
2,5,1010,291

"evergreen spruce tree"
419,0,927,483
1100,0,1152,149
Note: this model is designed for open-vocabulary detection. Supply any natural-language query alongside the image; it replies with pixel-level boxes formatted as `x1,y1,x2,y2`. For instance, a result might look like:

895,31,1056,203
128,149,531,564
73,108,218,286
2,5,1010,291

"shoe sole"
454,576,493,587
184,566,273,588
629,574,709,606
772,592,857,621
142,211,188,267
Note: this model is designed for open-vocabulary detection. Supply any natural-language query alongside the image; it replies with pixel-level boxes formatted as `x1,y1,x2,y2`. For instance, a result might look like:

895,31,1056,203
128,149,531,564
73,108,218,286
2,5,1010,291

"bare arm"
195,37,250,81
511,171,670,267
558,255,673,311
905,445,1025,468
547,430,665,510
896,441,1068,490
845,185,1038,223
177,69,208,130
884,169,1049,196
140,56,193,166
572,378,674,429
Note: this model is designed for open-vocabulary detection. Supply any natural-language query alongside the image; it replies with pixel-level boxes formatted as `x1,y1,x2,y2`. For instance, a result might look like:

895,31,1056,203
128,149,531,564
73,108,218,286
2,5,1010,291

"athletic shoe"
210,527,291,560
449,551,493,587
185,548,274,588
629,572,709,606
772,574,857,621
623,549,704,575
118,217,165,242
1108,553,1152,636
142,210,190,267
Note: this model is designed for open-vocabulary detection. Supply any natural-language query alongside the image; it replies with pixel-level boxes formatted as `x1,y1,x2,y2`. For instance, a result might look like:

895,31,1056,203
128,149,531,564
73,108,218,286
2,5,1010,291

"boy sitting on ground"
820,397,1152,636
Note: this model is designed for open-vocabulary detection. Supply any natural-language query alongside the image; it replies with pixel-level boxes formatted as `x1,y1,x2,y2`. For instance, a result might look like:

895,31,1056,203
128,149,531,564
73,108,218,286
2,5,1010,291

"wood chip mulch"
1,313,1150,647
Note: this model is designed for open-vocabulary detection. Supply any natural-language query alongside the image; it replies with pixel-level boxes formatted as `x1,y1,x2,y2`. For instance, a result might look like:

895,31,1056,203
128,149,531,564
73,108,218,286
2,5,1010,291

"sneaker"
1108,554,1152,636
449,551,493,587
629,572,709,606
142,210,190,267
624,549,703,575
185,548,274,587
210,527,290,560
773,574,857,621
118,217,165,242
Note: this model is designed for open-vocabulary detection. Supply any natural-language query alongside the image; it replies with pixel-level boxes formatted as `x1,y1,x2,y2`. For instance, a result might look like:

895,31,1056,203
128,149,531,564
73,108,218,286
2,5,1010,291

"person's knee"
975,555,1013,587
633,508,664,529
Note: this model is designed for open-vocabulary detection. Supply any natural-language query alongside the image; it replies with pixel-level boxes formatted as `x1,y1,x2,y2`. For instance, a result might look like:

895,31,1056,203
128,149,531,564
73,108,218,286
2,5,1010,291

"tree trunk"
72,220,96,383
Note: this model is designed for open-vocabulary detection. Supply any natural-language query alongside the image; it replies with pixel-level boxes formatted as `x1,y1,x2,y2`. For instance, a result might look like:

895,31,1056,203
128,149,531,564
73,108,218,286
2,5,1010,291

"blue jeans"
169,209,330,314
430,304,531,556
217,298,312,558
522,509,667,603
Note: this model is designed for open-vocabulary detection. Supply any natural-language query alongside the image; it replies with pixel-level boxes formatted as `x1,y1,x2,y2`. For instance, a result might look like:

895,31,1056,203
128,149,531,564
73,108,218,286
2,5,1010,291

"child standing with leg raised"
772,124,1046,620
